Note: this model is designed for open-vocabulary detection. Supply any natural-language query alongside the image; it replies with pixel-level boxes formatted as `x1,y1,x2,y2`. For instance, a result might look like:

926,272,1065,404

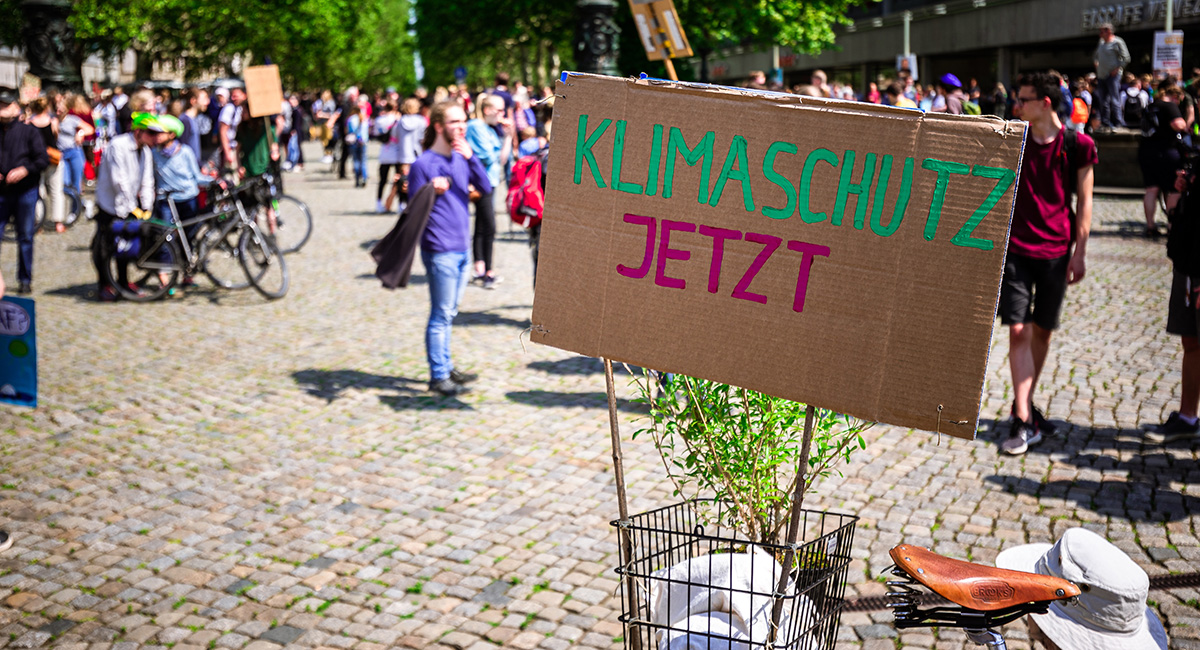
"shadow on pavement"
293,369,474,412
981,421,1200,522
456,310,528,328
43,283,97,302
527,357,635,376
505,390,647,413
1088,219,1168,240
354,272,426,286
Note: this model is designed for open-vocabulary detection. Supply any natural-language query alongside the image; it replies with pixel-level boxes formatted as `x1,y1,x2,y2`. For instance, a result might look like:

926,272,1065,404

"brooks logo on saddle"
969,582,1015,603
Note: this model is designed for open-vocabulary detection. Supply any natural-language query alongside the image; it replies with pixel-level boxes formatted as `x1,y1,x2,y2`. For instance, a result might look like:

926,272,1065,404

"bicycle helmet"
156,114,185,137
939,73,962,89
131,112,162,131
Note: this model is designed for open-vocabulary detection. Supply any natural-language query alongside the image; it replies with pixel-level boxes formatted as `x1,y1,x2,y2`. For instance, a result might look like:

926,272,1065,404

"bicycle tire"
106,236,180,302
199,224,252,290
268,195,313,254
238,227,289,299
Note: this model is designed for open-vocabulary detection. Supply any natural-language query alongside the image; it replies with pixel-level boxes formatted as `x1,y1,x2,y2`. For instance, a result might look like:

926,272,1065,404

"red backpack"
507,152,545,228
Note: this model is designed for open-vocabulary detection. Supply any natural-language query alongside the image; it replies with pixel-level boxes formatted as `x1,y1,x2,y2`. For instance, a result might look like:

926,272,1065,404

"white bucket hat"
995,528,1167,650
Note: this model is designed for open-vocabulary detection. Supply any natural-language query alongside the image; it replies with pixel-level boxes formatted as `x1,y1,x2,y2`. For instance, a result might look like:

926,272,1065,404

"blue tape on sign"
639,72,648,80
561,71,569,83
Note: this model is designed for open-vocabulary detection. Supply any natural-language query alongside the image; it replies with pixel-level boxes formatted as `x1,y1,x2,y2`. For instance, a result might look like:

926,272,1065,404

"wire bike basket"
612,499,857,650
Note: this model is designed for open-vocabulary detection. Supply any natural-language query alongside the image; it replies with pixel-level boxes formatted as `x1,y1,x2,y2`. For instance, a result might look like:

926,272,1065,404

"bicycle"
104,181,289,301
245,172,313,254
886,543,1079,649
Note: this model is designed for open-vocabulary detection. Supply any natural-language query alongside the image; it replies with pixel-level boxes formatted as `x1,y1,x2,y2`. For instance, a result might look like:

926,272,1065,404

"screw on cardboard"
530,73,1028,437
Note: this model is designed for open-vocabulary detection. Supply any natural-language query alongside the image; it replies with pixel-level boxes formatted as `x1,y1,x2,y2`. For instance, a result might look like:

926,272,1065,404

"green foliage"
630,371,871,546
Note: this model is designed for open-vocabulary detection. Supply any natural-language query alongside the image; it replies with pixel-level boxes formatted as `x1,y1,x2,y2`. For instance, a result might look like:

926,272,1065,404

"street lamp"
575,0,621,76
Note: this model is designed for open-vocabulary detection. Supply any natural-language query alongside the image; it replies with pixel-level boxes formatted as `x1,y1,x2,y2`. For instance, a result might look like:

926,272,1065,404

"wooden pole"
663,57,679,81
604,358,643,650
768,405,816,642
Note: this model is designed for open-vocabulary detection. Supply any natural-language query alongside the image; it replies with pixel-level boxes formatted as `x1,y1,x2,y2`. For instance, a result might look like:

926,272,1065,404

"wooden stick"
769,405,816,643
663,58,679,82
604,358,642,650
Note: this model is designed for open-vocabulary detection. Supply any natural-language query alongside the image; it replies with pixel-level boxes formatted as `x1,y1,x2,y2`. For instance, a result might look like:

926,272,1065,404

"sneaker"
180,277,199,288
429,378,470,396
1001,418,1042,455
16,281,30,295
449,369,478,384
1013,402,1058,437
126,283,147,298
1146,412,1200,443
0,530,12,553
321,155,333,164
469,274,486,287
483,276,497,290
375,200,385,214
98,286,119,302
1144,226,1162,239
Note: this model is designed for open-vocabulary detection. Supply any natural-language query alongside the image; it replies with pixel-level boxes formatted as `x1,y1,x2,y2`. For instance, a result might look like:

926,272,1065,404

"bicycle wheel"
268,195,312,254
199,224,251,290
106,236,180,302
238,226,289,299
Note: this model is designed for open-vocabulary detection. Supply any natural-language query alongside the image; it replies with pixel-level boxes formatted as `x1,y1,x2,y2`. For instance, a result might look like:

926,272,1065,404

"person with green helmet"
151,113,209,288
93,111,159,300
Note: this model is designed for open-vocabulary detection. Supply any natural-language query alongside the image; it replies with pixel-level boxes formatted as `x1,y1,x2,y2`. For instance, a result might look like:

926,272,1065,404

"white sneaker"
320,155,333,164
375,200,385,214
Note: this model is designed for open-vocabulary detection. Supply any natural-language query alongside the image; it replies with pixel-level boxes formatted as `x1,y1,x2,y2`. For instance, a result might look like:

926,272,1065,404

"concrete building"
697,0,1200,93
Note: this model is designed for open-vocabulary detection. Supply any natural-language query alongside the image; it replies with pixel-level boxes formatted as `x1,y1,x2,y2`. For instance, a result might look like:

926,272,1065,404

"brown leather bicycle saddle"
890,544,1080,611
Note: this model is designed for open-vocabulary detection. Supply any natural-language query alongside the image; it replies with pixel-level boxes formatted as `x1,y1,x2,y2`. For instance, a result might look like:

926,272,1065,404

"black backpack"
1124,93,1145,128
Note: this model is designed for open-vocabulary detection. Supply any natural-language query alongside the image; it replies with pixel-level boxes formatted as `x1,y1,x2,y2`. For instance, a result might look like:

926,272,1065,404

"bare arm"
1069,164,1093,285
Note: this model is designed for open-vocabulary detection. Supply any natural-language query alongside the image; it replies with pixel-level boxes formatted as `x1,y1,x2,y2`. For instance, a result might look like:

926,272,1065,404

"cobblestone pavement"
0,143,1196,650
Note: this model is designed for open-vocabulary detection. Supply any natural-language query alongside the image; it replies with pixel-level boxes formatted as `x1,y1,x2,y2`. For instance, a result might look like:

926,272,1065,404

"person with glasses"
999,72,1097,455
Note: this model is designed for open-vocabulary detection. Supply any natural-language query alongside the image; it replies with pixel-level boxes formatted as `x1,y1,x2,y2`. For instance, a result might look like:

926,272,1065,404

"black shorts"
1138,142,1183,192
999,253,1070,330
1167,269,1200,338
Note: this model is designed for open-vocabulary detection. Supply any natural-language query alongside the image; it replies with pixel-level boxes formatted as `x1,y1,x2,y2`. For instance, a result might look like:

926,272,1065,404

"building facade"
698,0,1200,93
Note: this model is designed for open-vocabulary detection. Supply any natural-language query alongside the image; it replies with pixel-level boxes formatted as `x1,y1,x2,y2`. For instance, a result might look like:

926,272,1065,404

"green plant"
630,371,872,545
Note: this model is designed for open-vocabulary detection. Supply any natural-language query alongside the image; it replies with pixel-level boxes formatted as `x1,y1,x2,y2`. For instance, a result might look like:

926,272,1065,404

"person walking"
58,94,95,230
345,103,369,188
465,94,512,289
1139,81,1189,238
408,101,491,396
28,97,64,232
0,88,49,295
999,73,1097,455
218,87,246,174
1093,22,1131,132
374,100,400,212
383,98,426,213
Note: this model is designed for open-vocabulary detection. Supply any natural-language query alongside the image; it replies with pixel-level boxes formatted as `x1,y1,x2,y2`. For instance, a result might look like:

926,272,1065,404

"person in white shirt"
92,112,157,301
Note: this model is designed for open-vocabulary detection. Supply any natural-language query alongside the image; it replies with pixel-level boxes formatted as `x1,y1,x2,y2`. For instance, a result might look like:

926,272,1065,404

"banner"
0,297,36,408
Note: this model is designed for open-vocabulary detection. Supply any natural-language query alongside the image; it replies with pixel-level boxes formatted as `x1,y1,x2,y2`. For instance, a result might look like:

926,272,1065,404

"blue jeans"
61,147,85,198
351,141,368,182
0,186,39,284
1096,72,1122,127
422,249,470,381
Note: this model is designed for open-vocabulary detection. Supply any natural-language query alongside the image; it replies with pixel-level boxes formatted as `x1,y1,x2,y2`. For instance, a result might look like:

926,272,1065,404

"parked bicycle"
244,172,312,254
104,179,288,301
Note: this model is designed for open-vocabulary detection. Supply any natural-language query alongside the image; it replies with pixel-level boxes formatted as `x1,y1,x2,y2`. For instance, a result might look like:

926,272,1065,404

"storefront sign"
531,73,1028,437
1082,0,1200,31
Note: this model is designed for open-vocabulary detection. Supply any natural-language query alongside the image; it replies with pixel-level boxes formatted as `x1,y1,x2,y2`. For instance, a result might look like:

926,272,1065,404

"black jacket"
371,183,438,289
0,120,49,195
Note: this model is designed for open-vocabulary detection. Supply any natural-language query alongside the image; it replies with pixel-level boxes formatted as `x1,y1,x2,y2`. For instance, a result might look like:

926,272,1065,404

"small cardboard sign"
530,74,1028,437
1153,31,1184,80
0,297,36,408
629,0,693,60
243,64,283,118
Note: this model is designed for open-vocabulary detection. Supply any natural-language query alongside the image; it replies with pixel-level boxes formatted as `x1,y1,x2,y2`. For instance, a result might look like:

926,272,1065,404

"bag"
1125,93,1146,129
110,218,144,260
506,152,546,228
962,101,982,116
46,147,61,166
1071,97,1089,124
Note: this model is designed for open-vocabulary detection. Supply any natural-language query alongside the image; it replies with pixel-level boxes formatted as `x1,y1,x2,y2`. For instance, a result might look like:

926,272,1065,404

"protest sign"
0,297,36,408
629,0,692,60
1154,31,1183,80
530,73,1027,437
244,64,283,118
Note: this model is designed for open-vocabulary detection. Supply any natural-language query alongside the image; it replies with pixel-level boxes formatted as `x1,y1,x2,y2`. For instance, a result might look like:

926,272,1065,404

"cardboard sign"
530,74,1028,437
244,65,283,118
629,0,693,60
1153,31,1184,80
0,297,36,408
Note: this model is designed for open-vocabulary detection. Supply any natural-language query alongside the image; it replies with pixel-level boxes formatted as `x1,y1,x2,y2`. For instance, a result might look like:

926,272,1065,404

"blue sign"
454,66,468,83
0,296,36,408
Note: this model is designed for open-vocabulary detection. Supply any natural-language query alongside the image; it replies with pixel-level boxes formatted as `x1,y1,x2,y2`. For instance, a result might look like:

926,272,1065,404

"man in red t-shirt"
999,72,1098,455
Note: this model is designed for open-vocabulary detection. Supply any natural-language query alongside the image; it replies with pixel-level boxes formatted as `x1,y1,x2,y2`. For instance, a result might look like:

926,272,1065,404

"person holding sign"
1000,73,1097,455
409,101,492,396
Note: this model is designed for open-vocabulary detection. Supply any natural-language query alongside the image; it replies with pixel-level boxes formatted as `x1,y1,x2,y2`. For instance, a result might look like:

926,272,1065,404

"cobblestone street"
0,143,1197,650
